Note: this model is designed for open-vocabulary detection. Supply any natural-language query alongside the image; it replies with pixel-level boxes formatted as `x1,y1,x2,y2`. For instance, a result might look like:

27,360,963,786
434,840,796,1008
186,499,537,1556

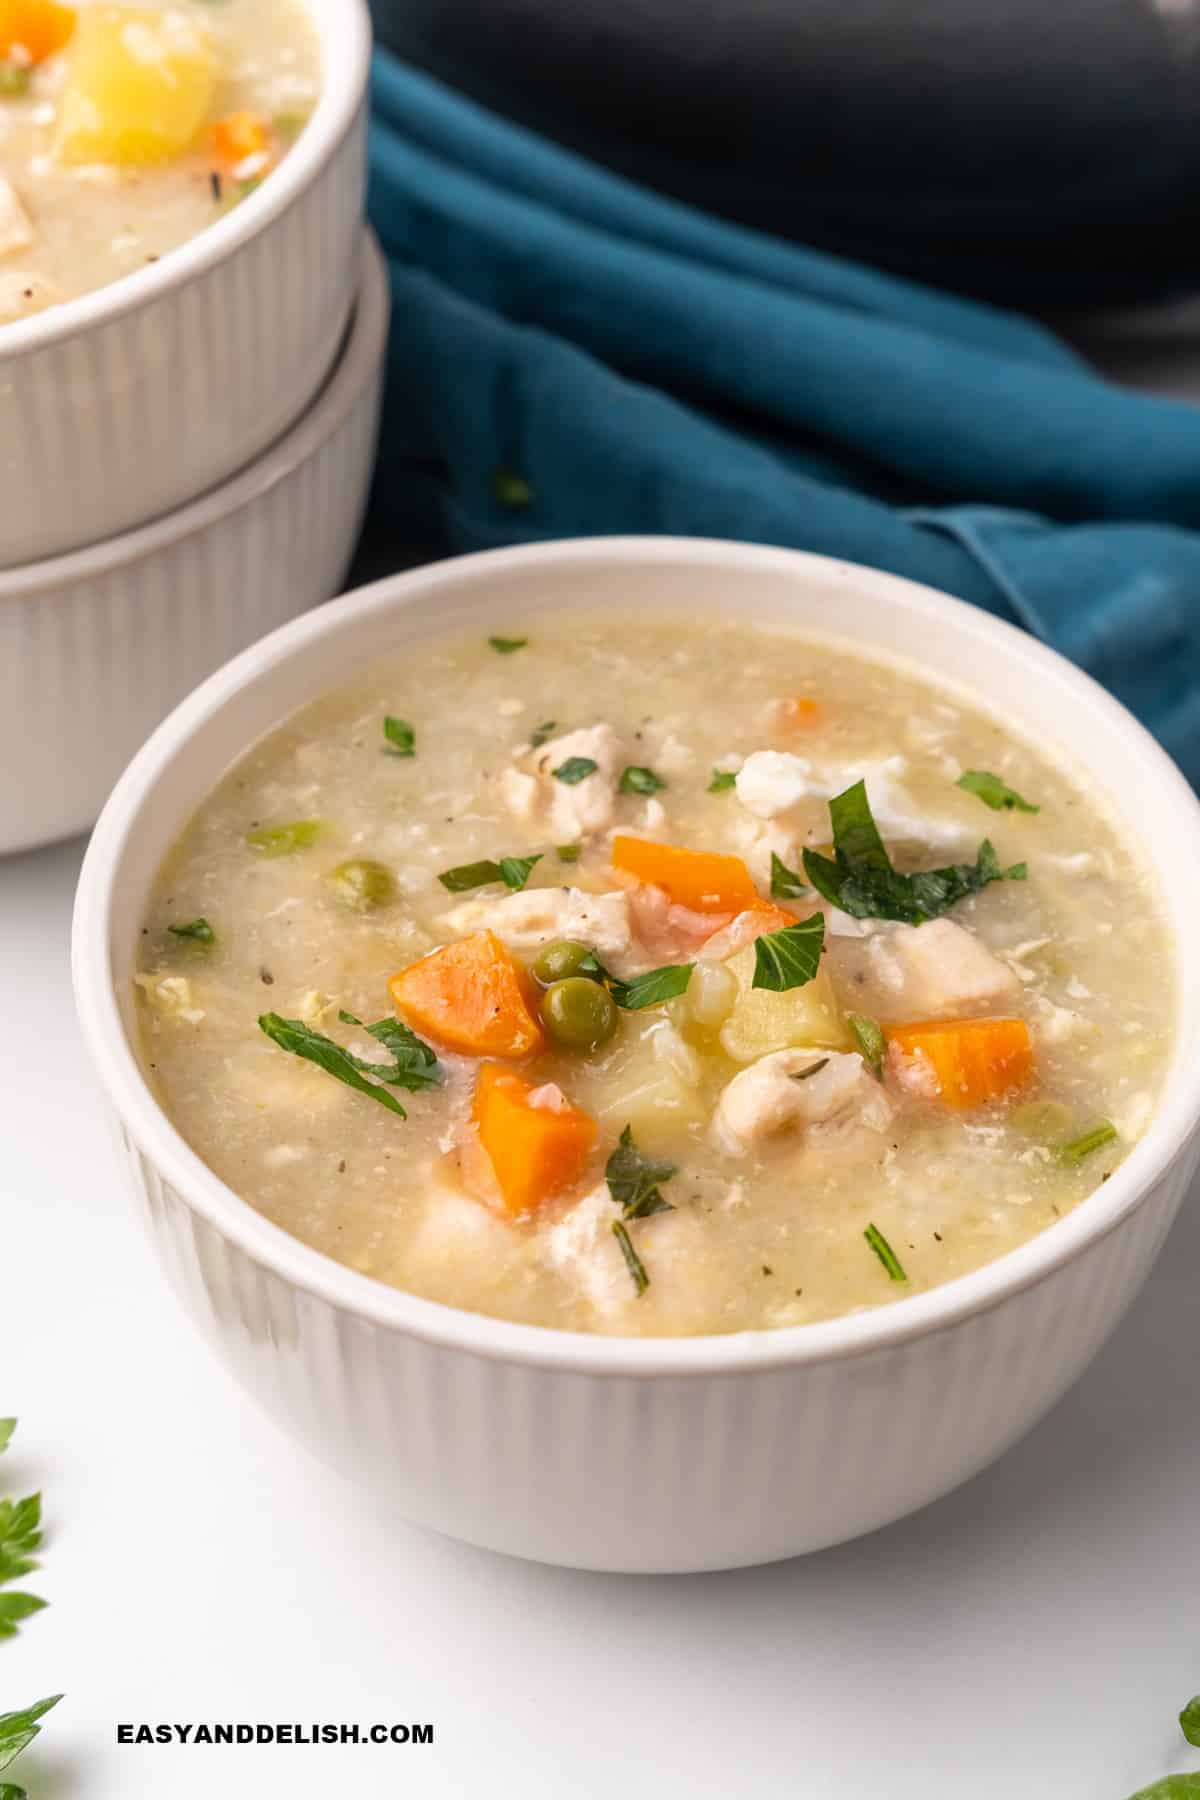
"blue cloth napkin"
366,49,1200,784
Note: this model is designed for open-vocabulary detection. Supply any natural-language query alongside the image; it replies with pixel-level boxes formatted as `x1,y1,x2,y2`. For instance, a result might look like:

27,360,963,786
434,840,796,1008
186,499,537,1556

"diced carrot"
472,1063,597,1216
747,900,798,930
207,109,275,170
777,696,823,732
0,0,76,62
886,1016,1033,1109
388,930,543,1059
612,836,762,915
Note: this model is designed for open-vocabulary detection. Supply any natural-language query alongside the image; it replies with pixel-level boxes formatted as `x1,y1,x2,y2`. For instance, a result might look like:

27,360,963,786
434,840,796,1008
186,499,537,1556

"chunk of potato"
718,944,850,1063
55,6,216,166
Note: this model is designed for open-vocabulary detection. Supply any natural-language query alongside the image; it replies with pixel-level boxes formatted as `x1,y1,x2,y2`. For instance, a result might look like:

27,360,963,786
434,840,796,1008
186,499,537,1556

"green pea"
541,977,618,1051
327,858,395,910
531,939,594,986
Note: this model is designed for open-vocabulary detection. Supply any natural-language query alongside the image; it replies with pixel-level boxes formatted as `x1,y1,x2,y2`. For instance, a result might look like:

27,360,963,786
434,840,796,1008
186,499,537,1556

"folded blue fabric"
366,49,1200,783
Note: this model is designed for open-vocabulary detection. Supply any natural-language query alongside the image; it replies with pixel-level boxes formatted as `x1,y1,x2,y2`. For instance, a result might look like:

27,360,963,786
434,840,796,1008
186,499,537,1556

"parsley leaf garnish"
552,756,598,785
167,918,213,944
383,716,415,757
612,1221,649,1296
258,1013,441,1115
752,914,825,992
864,1223,907,1282
768,851,808,899
0,1696,62,1782
575,951,692,1011
957,770,1038,813
437,853,542,893
708,769,737,793
801,780,1025,924
530,721,556,748
612,963,693,1009
619,766,667,796
847,1012,886,1077
606,1124,676,1220
336,1012,442,1093
488,633,528,653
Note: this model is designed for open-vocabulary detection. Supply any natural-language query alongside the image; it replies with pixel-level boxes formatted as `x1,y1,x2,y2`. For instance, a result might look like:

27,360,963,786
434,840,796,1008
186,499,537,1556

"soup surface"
136,613,1175,1337
0,0,318,322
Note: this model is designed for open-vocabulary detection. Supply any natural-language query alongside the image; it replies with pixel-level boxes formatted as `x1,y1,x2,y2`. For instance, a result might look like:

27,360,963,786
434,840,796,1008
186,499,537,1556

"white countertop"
7,832,1200,1800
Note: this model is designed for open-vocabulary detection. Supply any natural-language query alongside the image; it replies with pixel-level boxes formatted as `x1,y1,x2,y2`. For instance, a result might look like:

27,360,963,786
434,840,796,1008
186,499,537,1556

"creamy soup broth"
135,613,1175,1337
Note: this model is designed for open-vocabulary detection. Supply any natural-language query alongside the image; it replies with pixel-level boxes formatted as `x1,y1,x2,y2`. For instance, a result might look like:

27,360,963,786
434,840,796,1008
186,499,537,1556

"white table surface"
6,830,1200,1800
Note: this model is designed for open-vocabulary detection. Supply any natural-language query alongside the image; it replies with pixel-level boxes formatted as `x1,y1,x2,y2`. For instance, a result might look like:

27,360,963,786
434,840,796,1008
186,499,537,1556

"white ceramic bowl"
1,230,386,856
0,0,371,570
72,538,1200,1573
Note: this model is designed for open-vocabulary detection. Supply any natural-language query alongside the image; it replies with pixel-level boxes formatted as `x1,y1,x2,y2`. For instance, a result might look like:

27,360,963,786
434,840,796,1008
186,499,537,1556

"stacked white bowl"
0,0,382,854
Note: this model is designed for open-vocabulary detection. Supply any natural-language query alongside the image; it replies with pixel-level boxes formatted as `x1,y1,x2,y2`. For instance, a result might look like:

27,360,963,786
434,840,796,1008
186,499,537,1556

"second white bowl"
0,0,371,569
0,230,388,856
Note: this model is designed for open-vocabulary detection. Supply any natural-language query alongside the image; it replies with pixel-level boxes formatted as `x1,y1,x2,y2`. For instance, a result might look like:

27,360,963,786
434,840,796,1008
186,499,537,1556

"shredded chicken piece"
713,1049,891,1153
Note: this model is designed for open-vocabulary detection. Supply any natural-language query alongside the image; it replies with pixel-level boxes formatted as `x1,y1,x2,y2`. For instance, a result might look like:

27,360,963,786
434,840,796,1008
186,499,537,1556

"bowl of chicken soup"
72,538,1200,1572
0,0,370,568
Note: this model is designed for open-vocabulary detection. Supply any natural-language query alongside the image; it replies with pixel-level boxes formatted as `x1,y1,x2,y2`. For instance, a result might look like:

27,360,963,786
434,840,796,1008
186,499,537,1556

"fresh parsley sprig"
0,1424,45,1641
802,780,1025,925
0,1695,62,1796
618,766,667,796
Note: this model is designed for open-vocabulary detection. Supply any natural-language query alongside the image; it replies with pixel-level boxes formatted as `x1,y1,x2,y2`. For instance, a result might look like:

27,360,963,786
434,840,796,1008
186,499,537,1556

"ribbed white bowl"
72,540,1200,1572
1,231,387,855
0,0,371,569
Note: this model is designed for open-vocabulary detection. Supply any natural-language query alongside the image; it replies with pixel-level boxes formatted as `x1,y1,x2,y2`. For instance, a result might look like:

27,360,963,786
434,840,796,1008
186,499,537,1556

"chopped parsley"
167,918,214,945
257,1012,441,1116
612,1221,649,1296
603,1125,680,1297
383,716,416,757
1059,1120,1118,1164
864,1223,907,1282
847,1013,886,1077
530,721,557,748
492,471,533,510
552,756,598,785
619,766,667,796
956,770,1039,813
576,950,692,1011
437,853,542,893
246,819,322,857
488,633,528,653
752,914,825,992
802,780,1025,925
768,851,808,899
556,844,581,863
606,1125,676,1220
707,769,737,793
